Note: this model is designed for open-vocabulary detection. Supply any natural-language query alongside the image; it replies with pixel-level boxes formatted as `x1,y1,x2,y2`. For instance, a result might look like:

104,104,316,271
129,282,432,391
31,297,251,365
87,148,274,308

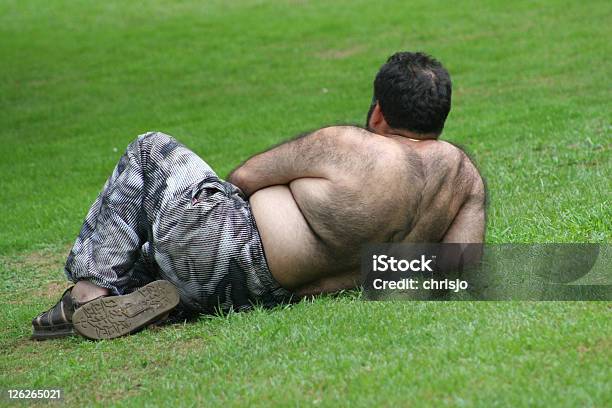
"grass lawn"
0,0,610,406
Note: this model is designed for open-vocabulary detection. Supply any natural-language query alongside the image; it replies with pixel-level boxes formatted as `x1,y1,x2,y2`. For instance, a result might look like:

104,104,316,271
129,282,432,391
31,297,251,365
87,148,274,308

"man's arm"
442,171,486,243
227,126,375,197
438,169,486,278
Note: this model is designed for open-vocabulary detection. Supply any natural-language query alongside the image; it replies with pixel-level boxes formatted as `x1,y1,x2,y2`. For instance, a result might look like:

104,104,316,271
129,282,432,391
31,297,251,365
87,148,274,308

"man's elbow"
228,167,255,196
227,167,243,188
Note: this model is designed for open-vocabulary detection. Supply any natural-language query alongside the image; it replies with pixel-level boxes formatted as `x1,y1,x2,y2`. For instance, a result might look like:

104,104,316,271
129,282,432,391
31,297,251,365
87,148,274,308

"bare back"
249,127,484,293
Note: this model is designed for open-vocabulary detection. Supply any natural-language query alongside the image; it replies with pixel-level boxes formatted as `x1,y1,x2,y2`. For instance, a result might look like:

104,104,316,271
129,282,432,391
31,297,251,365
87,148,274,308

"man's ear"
368,102,388,131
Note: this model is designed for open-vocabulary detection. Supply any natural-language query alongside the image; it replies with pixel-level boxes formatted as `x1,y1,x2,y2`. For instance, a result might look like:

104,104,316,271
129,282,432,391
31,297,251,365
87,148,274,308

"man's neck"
387,129,437,140
367,124,438,141
380,129,438,142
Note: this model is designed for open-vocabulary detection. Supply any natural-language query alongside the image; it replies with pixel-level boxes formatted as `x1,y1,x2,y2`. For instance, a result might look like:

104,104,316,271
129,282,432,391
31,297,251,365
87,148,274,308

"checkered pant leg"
64,132,217,295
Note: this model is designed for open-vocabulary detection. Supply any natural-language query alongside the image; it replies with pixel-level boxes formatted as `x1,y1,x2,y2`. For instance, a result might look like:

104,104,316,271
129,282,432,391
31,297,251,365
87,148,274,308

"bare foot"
71,280,111,303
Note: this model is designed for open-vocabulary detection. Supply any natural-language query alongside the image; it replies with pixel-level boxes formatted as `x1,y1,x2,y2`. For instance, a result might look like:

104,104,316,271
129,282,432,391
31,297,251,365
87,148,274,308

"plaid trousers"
64,132,291,314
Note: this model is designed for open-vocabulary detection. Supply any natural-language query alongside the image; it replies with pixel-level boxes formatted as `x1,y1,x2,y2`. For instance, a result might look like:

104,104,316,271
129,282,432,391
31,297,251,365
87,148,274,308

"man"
32,51,485,340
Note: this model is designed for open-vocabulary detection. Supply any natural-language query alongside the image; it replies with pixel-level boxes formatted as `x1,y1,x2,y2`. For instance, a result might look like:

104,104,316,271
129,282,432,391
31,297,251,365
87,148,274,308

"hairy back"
288,127,423,266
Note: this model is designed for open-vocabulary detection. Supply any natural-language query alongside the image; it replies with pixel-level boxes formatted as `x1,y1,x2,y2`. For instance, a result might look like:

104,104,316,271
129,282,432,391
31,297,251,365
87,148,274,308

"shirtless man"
32,51,485,340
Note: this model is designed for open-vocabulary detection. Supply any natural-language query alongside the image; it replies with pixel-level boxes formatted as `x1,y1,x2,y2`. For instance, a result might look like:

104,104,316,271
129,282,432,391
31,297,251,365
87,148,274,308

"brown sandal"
31,287,86,340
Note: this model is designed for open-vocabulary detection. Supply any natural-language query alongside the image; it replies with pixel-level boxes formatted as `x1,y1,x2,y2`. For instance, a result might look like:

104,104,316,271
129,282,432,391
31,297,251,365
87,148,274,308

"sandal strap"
34,287,76,327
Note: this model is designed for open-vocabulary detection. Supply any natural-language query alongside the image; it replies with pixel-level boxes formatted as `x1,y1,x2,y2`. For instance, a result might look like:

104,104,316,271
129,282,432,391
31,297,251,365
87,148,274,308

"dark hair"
372,51,452,135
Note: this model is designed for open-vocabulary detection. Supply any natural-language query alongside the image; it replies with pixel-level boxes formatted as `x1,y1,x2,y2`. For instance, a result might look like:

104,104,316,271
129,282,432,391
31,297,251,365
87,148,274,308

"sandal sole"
31,324,75,340
72,280,179,340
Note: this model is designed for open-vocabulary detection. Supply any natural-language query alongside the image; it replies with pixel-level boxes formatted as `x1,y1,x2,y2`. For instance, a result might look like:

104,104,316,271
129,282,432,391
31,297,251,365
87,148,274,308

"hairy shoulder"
312,126,411,173
316,125,384,150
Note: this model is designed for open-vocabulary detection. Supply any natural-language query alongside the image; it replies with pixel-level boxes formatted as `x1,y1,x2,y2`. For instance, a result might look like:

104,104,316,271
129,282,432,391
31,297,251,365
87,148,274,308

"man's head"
367,51,452,139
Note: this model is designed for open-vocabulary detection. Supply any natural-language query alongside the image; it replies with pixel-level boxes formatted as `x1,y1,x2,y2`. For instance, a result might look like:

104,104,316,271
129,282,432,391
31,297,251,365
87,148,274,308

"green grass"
0,0,610,406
